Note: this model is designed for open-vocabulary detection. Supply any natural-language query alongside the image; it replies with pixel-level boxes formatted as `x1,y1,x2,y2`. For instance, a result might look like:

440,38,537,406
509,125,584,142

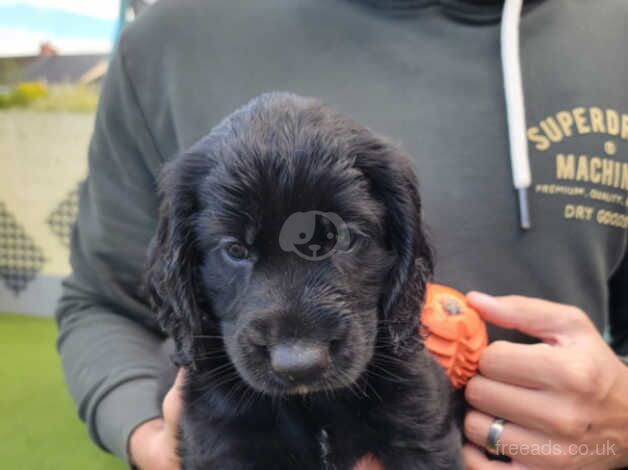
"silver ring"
486,418,506,455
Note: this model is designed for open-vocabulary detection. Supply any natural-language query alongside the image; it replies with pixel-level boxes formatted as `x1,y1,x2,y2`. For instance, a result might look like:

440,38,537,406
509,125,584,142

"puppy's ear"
354,139,434,353
144,152,215,368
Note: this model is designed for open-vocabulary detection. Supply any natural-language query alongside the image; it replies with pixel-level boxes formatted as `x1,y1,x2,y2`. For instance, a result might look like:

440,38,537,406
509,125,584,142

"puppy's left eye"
335,232,361,253
225,242,249,261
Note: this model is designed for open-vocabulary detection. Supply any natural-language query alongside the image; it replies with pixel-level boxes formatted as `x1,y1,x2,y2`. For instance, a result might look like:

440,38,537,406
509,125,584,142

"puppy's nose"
270,342,330,383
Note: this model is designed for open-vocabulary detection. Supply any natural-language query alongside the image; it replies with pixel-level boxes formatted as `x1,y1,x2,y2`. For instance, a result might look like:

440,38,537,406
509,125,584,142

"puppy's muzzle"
243,309,348,387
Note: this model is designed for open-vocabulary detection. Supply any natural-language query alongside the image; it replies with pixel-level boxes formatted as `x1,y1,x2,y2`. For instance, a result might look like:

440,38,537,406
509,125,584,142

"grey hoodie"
55,0,628,462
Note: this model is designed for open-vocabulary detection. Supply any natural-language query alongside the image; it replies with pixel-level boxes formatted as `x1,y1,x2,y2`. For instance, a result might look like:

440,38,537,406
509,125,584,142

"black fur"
145,93,463,470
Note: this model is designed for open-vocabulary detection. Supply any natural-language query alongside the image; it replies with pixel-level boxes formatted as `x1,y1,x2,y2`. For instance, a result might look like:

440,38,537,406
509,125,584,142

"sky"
0,1,119,56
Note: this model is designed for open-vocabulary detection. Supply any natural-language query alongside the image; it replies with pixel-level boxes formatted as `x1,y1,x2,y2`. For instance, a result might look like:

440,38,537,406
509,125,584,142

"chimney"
39,41,58,57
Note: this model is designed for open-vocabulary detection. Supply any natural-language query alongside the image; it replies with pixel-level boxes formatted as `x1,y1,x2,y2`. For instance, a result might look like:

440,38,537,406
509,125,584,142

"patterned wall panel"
47,185,80,248
0,202,47,294
0,111,92,315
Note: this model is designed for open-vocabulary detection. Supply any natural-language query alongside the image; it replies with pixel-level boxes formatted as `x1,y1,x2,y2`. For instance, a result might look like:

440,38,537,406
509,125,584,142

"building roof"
22,53,108,84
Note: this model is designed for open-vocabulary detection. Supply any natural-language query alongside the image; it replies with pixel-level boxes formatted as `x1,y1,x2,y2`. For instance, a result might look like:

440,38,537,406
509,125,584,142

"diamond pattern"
0,202,47,295
47,185,79,247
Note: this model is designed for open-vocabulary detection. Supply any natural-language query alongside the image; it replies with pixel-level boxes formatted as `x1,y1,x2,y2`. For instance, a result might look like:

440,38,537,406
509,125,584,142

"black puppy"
145,92,463,470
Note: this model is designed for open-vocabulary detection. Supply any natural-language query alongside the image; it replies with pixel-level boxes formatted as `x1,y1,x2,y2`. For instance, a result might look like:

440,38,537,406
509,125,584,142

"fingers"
478,340,604,398
463,443,532,470
464,410,580,469
465,409,538,457
465,375,583,437
479,341,560,389
466,292,592,343
163,368,185,433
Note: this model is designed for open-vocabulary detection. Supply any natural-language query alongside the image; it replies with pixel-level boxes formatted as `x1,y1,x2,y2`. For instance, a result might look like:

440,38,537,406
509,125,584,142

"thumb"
162,368,184,432
466,291,589,342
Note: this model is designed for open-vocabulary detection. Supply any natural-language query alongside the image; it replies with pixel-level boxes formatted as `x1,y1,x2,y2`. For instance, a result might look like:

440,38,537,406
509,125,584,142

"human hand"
462,293,628,469
128,369,184,470
353,454,385,470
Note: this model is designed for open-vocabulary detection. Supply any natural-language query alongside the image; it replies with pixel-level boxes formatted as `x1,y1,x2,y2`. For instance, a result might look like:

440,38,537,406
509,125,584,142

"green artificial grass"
0,313,124,470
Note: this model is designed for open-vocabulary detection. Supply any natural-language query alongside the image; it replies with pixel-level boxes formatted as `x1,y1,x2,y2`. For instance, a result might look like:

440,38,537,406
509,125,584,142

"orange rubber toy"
421,284,488,388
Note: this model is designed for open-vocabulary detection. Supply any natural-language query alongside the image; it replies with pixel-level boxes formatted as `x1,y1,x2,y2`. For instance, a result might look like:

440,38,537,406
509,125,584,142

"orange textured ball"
420,284,488,388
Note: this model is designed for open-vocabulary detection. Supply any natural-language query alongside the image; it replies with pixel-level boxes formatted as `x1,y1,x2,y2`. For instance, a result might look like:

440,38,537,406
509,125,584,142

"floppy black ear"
144,152,215,368
354,139,434,353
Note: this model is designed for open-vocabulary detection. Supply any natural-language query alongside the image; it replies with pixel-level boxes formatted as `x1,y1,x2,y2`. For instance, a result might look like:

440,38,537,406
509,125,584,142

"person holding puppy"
55,0,628,469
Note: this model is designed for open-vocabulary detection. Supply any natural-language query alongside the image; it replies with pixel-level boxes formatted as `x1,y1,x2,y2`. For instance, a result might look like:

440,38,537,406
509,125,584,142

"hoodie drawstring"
501,0,532,229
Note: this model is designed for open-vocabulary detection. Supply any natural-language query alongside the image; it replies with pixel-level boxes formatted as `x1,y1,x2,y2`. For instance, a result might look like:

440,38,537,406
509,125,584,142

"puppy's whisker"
337,371,364,400
192,373,235,391
364,369,402,385
371,356,407,370
373,341,419,354
366,363,412,384
372,352,411,365
321,381,334,401
188,373,241,410
358,376,383,402
198,361,236,377
232,385,248,413
198,372,240,394
194,348,228,355
224,381,251,410
238,386,262,414
191,334,225,339
245,388,261,410
194,351,229,360
201,367,238,382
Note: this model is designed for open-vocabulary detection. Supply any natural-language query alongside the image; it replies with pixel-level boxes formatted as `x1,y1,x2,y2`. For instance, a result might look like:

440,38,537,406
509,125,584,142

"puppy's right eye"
225,242,249,261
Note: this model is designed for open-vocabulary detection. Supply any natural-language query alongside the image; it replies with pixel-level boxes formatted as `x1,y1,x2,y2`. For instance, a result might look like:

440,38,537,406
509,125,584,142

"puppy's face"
147,93,432,398
198,161,392,395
